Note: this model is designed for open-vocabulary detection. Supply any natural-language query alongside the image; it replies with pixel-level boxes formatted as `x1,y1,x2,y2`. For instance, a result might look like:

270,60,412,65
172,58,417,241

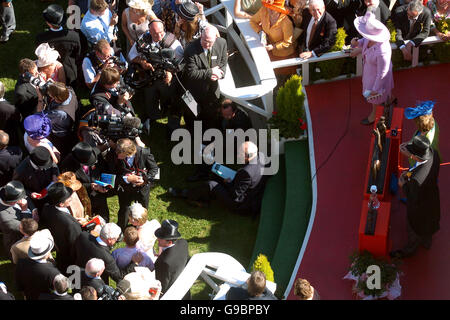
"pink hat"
354,12,390,43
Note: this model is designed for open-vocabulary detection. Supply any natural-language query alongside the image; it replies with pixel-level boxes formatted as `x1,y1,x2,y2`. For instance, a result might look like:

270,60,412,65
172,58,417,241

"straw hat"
354,12,390,43
127,0,153,10
35,43,60,68
57,171,82,191
28,229,54,260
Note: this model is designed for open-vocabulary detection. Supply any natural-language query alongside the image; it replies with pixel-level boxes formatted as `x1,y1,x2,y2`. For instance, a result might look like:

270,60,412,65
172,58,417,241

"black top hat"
72,142,100,166
47,182,73,205
30,146,53,170
406,134,432,161
43,4,65,27
177,1,199,21
154,219,181,240
0,181,26,203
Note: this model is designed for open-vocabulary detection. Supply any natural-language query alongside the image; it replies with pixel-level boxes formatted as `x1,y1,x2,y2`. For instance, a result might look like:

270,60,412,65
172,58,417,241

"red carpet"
286,63,450,300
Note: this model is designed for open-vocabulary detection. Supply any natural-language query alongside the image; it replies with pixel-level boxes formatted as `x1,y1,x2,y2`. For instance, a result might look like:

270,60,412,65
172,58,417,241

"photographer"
82,39,127,90
128,19,184,134
14,59,45,120
111,138,159,230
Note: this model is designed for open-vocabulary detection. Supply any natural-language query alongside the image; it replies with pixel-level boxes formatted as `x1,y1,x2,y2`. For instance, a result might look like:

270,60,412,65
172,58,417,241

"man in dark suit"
0,181,35,255
154,219,190,297
14,59,44,121
391,135,440,259
183,24,228,132
38,274,74,300
60,142,112,222
77,258,108,296
347,0,391,40
392,0,432,61
0,81,21,145
0,130,22,186
36,4,82,88
74,223,128,283
299,0,338,59
111,138,159,230
226,271,277,300
13,146,59,195
15,229,61,300
173,141,267,216
40,182,82,274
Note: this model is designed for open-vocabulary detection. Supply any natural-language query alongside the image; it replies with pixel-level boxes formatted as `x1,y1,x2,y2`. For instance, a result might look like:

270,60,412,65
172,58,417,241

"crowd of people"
0,0,445,301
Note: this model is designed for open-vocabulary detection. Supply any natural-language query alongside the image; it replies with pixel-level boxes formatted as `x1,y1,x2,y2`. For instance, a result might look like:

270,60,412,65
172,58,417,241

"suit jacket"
226,286,278,300
403,149,440,236
60,151,106,195
13,157,59,193
74,232,124,283
14,76,39,120
10,236,31,264
40,204,82,271
393,4,432,47
15,258,61,300
0,100,21,146
38,292,74,300
113,146,159,191
220,108,253,133
0,146,23,186
229,153,267,213
299,11,337,57
355,0,391,25
36,29,81,86
155,238,189,295
0,201,33,253
183,37,228,105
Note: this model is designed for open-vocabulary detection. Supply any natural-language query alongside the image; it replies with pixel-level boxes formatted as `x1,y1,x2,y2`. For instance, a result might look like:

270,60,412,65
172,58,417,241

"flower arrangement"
343,250,402,300
434,14,450,35
268,74,306,139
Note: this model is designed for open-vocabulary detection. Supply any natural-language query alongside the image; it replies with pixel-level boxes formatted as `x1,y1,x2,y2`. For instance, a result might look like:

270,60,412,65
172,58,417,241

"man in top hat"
40,182,82,273
0,181,37,255
60,142,112,222
13,146,59,198
0,130,22,187
298,0,337,59
390,135,440,258
15,229,61,300
36,4,82,88
154,219,190,296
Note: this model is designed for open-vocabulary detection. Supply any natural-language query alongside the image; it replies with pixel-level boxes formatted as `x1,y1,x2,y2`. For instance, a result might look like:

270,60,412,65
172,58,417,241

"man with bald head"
183,23,228,132
170,141,267,216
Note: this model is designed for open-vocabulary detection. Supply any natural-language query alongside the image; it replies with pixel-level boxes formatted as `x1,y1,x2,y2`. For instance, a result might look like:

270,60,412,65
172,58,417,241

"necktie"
308,20,318,50
83,165,89,175
207,49,212,67
98,16,109,39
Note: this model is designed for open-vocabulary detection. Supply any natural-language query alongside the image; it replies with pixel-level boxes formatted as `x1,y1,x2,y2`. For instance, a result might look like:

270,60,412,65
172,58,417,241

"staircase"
249,140,313,297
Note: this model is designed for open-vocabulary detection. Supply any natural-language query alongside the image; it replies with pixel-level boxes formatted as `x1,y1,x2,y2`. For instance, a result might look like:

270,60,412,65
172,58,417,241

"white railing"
271,36,445,85
204,1,445,116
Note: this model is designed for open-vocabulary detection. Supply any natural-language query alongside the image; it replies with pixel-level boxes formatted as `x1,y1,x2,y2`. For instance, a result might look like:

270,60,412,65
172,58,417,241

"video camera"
87,109,150,141
98,55,127,72
123,35,182,89
97,285,122,301
22,72,53,95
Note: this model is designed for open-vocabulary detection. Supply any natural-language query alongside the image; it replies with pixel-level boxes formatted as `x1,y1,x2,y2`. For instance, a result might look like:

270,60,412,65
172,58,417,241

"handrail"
271,36,445,85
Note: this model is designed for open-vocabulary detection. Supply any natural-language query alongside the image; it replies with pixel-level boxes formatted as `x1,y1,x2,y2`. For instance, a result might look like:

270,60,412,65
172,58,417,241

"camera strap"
174,73,198,116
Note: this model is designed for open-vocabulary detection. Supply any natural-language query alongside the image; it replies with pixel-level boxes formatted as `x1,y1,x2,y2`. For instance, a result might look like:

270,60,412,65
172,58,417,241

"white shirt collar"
161,243,175,252
52,290,68,296
56,206,71,214
50,26,63,32
96,236,108,247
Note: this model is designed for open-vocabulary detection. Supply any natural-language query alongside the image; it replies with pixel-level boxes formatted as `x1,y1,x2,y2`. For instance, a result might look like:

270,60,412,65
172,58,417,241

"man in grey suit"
0,181,37,255
0,0,15,43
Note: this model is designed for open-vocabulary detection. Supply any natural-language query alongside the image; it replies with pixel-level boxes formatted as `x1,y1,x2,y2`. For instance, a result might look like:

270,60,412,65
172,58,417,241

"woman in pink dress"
350,12,394,125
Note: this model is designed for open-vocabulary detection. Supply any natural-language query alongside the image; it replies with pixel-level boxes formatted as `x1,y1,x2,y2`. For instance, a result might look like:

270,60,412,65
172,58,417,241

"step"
270,140,312,296
248,155,286,269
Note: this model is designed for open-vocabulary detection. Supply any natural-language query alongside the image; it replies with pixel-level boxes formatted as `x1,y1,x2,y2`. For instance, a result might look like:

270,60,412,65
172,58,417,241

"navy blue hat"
405,134,432,161
24,113,52,140
43,4,65,27
177,1,199,21
404,101,434,120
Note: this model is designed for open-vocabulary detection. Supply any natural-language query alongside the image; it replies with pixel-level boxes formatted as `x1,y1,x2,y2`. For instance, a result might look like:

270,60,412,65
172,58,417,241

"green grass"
0,0,259,300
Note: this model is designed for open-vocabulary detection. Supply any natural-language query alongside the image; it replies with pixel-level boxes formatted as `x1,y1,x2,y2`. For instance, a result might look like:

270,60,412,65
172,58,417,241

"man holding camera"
128,19,184,134
111,138,159,230
82,39,127,90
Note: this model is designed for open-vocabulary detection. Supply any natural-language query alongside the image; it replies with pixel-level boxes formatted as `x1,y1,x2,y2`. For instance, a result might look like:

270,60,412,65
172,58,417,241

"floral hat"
404,101,435,119
23,113,52,140
35,42,60,68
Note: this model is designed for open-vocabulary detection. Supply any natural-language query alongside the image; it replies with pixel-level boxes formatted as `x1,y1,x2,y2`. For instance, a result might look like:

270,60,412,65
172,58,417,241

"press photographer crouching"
89,67,147,148
127,19,185,136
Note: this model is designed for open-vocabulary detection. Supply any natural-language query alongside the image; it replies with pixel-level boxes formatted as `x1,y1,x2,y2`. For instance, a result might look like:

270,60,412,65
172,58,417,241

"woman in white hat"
35,42,66,84
122,0,157,52
350,12,394,125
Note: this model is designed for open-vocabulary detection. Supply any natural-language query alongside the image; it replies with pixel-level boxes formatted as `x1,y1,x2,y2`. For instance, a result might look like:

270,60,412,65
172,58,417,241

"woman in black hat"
173,0,207,48
391,135,441,258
